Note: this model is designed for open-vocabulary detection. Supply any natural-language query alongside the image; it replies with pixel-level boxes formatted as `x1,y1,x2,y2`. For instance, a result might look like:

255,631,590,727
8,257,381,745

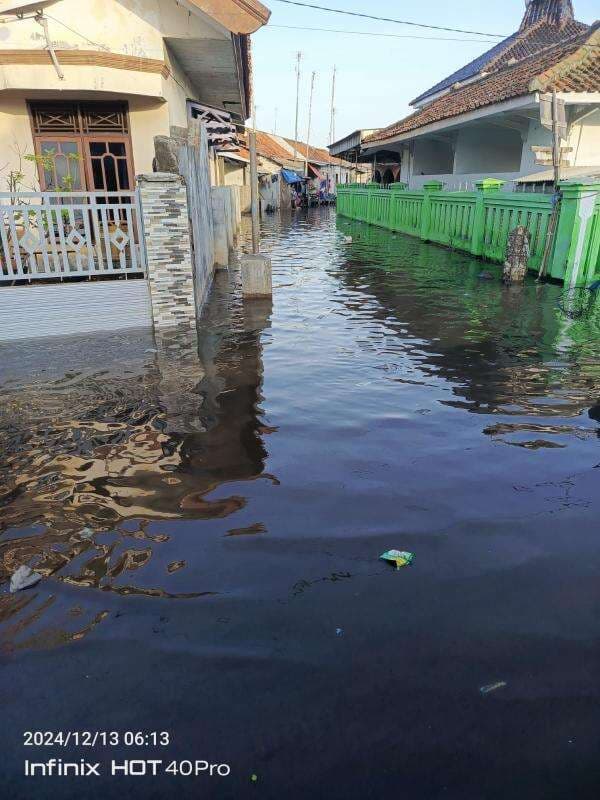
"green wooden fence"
337,179,600,285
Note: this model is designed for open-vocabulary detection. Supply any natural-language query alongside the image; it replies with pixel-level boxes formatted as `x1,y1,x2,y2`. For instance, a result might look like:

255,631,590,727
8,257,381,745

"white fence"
0,191,146,284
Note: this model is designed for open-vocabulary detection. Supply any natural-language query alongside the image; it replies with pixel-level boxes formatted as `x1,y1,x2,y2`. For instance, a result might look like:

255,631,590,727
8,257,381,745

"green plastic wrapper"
380,550,415,569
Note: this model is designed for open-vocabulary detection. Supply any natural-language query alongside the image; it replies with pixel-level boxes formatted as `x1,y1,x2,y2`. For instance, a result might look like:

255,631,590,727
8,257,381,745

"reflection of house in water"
334,218,600,422
0,272,274,616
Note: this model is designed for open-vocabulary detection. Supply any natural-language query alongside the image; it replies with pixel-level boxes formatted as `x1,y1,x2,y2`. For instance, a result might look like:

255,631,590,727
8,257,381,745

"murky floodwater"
1,208,600,799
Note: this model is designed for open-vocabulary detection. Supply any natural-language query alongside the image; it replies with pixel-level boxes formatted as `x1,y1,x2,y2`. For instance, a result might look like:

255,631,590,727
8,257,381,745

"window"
29,102,133,192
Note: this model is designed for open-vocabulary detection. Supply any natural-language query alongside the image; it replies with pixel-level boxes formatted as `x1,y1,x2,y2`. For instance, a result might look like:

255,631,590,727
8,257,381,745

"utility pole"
294,52,302,146
305,70,316,178
273,106,278,135
249,128,260,255
551,90,562,188
538,91,567,280
328,66,337,146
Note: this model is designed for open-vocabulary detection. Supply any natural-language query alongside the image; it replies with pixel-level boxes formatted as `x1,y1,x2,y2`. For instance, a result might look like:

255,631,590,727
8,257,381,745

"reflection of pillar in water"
153,324,205,433
179,284,274,502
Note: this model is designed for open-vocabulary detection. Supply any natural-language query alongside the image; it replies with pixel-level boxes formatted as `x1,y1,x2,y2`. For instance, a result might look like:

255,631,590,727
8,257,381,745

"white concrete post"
211,187,229,268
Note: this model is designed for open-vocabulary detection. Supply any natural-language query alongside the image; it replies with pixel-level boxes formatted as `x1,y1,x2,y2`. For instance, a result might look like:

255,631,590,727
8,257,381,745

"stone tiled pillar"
137,173,196,330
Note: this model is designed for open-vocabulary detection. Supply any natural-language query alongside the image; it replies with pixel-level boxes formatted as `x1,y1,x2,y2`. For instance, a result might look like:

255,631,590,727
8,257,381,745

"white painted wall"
0,280,152,341
412,138,454,175
0,0,231,183
454,125,522,174
569,109,600,167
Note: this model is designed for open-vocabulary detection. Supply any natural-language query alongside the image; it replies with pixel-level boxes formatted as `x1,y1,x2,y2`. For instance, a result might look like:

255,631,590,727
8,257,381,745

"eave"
362,95,539,151
188,0,271,34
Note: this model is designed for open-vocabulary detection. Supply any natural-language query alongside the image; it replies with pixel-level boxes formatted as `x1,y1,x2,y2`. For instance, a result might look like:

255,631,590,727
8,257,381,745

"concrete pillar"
551,181,600,286
211,187,229,268
471,178,505,256
240,253,272,298
420,180,445,242
138,173,196,330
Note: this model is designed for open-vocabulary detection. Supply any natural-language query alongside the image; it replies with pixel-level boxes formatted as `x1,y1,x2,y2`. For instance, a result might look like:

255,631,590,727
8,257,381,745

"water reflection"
1,209,599,655
0,272,273,647
335,217,600,444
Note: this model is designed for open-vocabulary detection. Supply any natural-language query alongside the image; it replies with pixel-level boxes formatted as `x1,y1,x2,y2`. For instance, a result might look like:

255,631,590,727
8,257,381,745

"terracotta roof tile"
283,138,354,167
411,0,587,106
367,25,600,143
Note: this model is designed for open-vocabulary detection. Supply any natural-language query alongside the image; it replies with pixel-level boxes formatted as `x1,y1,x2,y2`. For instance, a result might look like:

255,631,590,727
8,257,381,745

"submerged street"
1,207,600,798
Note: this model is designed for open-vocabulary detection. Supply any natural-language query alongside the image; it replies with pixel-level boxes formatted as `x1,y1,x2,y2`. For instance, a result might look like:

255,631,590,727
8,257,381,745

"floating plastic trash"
10,565,42,593
480,681,507,695
380,550,415,569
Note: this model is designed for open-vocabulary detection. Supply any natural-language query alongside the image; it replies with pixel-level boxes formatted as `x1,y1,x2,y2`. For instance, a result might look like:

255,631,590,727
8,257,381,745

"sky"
251,0,598,147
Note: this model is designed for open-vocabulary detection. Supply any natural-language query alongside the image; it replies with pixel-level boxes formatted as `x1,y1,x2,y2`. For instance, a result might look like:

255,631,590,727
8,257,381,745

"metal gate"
0,190,146,284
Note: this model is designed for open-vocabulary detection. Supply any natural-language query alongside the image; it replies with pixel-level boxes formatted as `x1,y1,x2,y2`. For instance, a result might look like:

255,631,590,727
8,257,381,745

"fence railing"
337,180,600,284
578,192,600,286
0,191,146,284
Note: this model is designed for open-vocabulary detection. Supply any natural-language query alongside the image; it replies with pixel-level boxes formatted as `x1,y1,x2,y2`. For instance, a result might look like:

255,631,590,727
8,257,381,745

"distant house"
363,0,600,190
0,0,270,193
328,130,379,181
226,130,365,210
281,138,367,193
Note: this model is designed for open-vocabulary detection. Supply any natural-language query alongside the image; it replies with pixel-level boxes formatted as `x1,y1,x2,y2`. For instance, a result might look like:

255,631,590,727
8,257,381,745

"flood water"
1,207,600,799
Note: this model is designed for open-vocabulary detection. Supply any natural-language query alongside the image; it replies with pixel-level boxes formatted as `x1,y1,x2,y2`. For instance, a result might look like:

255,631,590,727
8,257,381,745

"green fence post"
471,178,505,257
549,181,600,285
420,180,444,242
389,182,407,230
366,182,381,225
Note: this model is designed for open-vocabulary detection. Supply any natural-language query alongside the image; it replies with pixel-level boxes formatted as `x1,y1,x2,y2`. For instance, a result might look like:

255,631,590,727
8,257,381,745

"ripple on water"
0,208,599,650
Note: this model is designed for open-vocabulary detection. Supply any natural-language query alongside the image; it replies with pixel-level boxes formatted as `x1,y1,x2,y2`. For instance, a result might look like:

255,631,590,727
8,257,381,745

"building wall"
0,0,229,184
454,126,523,174
412,138,454,176
259,174,281,209
0,0,223,61
519,119,554,173
223,161,248,186
569,109,600,167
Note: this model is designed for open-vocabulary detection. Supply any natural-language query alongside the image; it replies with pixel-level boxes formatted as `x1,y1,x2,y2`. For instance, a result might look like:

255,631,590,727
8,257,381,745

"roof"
518,165,600,182
236,130,367,169
256,131,299,163
366,24,600,144
283,137,354,167
411,0,588,106
189,0,271,34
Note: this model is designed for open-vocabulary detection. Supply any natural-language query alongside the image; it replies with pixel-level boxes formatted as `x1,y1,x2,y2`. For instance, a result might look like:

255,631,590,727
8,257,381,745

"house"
0,0,271,342
282,137,367,194
362,1,600,191
328,129,378,181
223,130,364,210
0,0,270,194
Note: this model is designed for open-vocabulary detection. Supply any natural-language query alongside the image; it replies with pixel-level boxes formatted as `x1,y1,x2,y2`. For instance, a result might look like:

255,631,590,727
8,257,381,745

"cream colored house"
363,1,600,191
0,0,270,193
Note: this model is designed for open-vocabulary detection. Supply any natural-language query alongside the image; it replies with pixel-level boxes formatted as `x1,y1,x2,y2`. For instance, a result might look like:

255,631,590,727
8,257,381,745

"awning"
281,169,304,184
517,166,600,183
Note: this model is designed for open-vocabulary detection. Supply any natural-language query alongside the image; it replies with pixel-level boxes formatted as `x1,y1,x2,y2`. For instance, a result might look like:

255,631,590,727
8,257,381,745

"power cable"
267,24,499,43
270,0,507,38
269,1,600,49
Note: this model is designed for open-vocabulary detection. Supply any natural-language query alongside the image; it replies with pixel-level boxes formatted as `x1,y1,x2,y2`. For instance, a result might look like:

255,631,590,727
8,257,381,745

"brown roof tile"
366,25,600,143
283,138,354,167
411,0,587,108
